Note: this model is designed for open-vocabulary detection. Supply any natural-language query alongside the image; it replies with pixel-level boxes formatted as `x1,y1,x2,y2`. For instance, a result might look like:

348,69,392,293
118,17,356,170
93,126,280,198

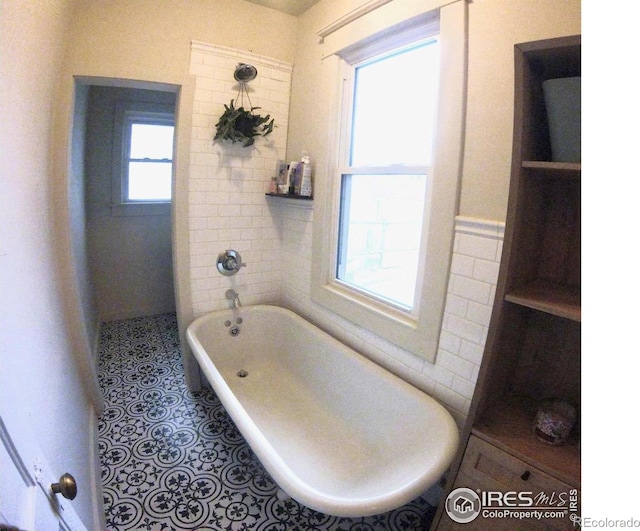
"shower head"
234,63,258,83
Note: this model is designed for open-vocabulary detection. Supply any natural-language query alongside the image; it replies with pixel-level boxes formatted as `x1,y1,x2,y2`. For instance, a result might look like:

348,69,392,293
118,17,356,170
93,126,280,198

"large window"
311,2,467,363
337,40,439,310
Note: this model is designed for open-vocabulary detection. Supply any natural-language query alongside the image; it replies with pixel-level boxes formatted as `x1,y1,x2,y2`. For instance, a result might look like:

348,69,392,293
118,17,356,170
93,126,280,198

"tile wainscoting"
438,216,504,423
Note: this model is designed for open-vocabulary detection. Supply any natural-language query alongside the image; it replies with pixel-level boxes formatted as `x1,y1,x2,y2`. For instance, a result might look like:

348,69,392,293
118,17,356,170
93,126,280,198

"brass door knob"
51,473,77,500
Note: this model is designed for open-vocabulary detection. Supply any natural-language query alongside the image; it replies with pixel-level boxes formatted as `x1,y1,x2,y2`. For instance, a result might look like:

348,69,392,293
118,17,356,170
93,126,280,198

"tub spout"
225,289,241,308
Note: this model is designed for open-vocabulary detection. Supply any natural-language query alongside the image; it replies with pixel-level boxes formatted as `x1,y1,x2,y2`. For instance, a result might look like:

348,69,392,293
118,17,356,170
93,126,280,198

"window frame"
335,37,438,313
111,101,175,217
310,3,467,363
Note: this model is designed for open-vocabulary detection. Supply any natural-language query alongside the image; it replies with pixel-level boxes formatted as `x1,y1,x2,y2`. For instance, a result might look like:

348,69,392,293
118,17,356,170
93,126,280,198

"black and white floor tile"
98,313,436,530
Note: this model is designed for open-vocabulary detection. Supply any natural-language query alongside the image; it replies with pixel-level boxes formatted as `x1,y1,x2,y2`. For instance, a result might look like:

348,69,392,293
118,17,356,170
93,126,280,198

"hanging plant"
213,63,275,147
213,99,275,147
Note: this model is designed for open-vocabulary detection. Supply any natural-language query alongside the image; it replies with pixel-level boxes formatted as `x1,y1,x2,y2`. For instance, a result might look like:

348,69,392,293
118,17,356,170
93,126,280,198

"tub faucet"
225,289,241,309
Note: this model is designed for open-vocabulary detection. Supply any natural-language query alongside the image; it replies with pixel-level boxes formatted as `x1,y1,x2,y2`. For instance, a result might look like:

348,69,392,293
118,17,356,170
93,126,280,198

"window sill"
324,281,418,328
110,202,171,217
310,279,439,362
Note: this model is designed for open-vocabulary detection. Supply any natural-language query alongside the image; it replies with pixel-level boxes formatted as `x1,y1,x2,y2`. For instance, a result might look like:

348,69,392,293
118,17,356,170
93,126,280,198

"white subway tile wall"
188,43,293,314
188,42,504,428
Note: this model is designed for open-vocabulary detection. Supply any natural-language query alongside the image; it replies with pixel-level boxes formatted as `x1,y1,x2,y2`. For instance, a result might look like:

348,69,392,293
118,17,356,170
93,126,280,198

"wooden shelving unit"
432,35,581,530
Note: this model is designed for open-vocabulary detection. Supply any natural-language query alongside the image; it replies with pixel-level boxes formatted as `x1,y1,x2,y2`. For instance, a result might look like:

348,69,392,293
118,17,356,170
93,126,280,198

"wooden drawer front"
462,435,576,494
437,436,579,530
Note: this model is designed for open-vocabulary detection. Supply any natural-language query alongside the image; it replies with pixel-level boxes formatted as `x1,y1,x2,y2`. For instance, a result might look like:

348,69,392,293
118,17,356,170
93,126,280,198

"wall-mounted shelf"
265,193,314,209
265,193,313,200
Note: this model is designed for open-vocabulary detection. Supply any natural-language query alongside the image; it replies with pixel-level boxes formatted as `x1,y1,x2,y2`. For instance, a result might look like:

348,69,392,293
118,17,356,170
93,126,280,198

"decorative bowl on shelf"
533,399,576,445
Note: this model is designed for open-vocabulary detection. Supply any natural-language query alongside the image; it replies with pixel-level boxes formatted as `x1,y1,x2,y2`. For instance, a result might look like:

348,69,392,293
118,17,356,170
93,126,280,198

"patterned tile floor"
98,313,435,530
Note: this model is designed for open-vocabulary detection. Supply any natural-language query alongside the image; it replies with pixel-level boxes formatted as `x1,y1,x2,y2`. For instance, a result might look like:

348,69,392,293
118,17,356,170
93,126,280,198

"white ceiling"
243,0,321,16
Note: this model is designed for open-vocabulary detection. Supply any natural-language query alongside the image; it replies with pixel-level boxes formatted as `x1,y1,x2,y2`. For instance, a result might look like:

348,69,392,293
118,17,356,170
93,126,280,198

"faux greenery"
213,99,275,147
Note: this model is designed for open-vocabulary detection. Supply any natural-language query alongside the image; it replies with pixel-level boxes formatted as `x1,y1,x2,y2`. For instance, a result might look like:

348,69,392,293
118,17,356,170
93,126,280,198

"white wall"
0,0,103,528
460,0,581,221
69,82,101,358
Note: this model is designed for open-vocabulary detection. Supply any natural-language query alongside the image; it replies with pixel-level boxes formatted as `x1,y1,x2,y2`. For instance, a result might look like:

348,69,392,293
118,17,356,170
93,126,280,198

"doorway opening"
71,78,179,330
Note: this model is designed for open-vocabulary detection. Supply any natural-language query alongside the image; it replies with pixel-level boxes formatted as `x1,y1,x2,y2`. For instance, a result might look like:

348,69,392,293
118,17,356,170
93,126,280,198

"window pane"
350,41,439,167
130,123,174,160
127,162,172,201
337,174,426,308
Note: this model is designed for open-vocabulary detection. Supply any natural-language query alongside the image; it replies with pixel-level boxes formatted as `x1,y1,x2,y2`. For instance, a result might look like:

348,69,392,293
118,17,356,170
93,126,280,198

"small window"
123,114,174,202
111,101,175,216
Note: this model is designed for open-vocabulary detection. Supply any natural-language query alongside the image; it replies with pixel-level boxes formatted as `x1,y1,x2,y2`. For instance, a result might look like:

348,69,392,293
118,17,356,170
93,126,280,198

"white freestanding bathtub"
186,305,459,517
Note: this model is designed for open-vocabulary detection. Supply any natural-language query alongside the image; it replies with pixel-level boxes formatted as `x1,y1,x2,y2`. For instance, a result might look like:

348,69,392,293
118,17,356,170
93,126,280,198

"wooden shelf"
505,279,580,321
473,395,581,488
522,161,581,178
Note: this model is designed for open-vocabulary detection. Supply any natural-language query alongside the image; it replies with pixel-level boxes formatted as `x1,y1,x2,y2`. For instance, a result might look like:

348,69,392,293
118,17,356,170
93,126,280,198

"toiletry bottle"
300,153,313,197
287,161,298,195
278,162,289,194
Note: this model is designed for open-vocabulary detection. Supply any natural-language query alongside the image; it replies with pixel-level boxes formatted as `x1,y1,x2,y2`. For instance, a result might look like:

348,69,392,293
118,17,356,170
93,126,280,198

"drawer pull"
520,470,531,481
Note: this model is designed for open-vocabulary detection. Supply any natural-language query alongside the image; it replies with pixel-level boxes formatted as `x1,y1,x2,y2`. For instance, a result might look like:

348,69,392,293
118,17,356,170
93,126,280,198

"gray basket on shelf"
543,76,581,162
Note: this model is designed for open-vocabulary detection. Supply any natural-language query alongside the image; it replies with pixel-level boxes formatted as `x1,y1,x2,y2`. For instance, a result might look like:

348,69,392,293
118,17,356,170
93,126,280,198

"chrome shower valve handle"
217,250,246,276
